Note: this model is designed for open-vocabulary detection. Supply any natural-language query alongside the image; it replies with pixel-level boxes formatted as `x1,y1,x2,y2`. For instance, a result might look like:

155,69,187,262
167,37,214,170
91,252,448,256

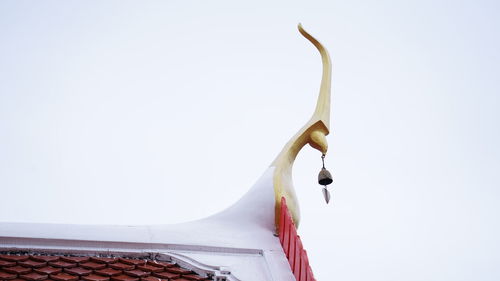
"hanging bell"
318,167,333,186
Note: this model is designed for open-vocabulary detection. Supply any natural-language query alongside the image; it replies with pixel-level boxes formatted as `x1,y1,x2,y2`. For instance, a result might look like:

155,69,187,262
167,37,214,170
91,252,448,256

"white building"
0,24,332,281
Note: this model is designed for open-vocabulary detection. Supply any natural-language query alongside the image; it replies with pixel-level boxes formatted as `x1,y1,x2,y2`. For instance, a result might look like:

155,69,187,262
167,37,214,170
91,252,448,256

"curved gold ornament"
272,24,332,229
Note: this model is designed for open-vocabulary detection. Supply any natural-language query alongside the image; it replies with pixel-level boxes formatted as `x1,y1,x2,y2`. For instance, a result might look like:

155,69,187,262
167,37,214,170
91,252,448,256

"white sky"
1,1,499,280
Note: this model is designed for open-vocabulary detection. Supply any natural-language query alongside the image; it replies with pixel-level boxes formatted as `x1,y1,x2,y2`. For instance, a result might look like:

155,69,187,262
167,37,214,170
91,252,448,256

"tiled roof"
0,253,209,281
279,197,316,281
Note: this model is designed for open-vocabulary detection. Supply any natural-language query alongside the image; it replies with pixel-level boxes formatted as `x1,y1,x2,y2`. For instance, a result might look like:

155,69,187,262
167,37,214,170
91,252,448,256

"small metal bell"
318,167,333,186
318,154,334,204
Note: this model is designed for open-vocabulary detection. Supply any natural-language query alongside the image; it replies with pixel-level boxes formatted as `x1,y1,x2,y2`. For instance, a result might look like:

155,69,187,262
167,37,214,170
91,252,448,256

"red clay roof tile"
47,261,76,269
0,270,17,280
18,272,48,280
0,253,207,281
0,255,29,262
110,274,139,281
95,268,121,277
30,256,59,263
0,259,16,267
165,266,192,275
18,260,46,268
109,262,134,271
279,197,317,281
81,273,110,281
34,267,61,275
81,262,107,270
90,257,118,264
64,267,92,276
4,265,32,274
118,259,145,266
60,256,90,264
136,264,163,273
152,271,179,279
140,277,168,281
124,269,149,278
146,261,174,268
50,273,78,281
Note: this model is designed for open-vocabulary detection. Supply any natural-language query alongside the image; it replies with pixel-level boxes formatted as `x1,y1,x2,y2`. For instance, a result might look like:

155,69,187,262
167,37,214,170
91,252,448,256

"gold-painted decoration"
271,24,332,229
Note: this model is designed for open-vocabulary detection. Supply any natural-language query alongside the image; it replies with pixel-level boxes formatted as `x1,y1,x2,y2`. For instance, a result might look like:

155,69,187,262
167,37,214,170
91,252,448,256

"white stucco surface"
1,168,278,249
0,167,295,280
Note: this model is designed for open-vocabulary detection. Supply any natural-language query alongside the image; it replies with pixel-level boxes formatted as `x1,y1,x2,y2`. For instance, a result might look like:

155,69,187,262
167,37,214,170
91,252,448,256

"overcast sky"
1,1,499,280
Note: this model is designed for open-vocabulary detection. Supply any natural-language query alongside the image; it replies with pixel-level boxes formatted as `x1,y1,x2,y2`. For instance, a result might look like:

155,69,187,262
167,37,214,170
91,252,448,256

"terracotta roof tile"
279,197,317,281
64,267,92,276
165,266,192,275
110,274,139,281
0,255,29,262
152,271,179,279
124,269,149,278
4,265,32,275
0,253,208,281
47,261,76,269
95,267,121,277
146,261,174,268
109,262,134,271
140,277,168,281
0,270,17,280
18,272,48,280
118,259,145,266
81,262,107,270
82,274,110,281
50,273,78,281
60,256,90,264
18,260,46,268
90,257,118,264
0,259,17,267
136,264,163,273
30,256,59,263
34,267,61,275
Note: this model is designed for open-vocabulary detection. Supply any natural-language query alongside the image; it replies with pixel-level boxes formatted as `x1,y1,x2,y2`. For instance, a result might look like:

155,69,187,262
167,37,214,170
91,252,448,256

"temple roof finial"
271,24,332,229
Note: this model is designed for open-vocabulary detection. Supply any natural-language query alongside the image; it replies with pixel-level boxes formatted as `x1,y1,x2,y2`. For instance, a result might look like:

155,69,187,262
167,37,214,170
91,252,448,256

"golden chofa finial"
272,23,332,229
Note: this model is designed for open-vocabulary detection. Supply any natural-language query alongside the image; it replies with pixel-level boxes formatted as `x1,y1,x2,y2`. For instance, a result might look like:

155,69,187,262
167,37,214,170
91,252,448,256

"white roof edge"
0,167,279,251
